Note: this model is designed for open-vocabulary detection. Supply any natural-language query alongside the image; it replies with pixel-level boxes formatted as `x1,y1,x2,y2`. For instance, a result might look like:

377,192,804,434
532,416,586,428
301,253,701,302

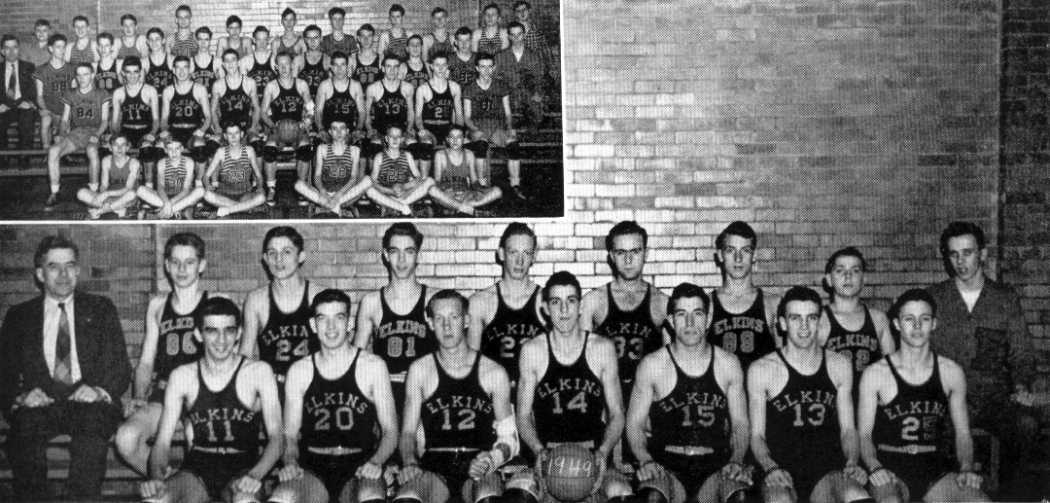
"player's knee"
352,476,385,503
114,422,144,453
466,140,489,157
295,144,314,162
634,487,667,503
262,144,280,162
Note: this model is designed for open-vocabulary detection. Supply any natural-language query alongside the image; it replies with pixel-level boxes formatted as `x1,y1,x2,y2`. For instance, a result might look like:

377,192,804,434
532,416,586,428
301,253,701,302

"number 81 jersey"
152,291,208,400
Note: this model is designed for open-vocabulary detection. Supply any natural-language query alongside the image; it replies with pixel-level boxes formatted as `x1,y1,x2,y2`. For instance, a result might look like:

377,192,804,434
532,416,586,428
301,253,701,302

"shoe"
510,185,527,200
297,196,309,206
265,190,276,206
44,193,58,211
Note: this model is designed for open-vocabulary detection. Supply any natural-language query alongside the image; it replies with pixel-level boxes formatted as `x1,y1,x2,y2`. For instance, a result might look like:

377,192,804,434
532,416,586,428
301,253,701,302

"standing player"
314,51,365,139
513,271,632,503
274,8,305,59
33,34,75,150
160,56,212,168
296,25,328,99
242,227,323,385
581,221,669,394
140,297,282,503
216,16,253,60
320,8,358,60
858,289,989,503
377,4,412,61
353,25,383,89
627,283,752,502
111,56,161,185
242,26,277,100
496,22,550,135
115,233,209,475
269,289,398,503
143,28,175,93
45,62,109,209
468,223,545,388
211,49,259,137
166,5,198,59
463,53,520,197
413,52,463,176
260,52,313,204
23,19,54,67
190,28,218,92
65,16,97,66
422,8,454,63
403,36,430,90
747,286,870,503
137,137,206,219
115,14,149,63
201,122,266,217
354,222,437,410
397,289,517,503
707,221,780,368
819,247,895,401
449,27,478,89
94,33,120,94
473,4,509,55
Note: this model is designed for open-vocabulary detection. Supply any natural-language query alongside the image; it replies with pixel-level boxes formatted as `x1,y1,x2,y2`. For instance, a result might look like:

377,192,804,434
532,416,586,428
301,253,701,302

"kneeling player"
513,271,632,503
627,283,752,502
293,119,374,216
140,297,282,503
397,289,516,503
203,122,266,217
76,133,142,219
269,289,399,503
137,137,205,219
858,289,989,503
748,286,871,503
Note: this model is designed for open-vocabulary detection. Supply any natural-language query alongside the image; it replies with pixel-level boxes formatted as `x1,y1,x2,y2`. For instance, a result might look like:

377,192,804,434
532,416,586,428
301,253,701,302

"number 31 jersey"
259,282,319,380
152,291,208,400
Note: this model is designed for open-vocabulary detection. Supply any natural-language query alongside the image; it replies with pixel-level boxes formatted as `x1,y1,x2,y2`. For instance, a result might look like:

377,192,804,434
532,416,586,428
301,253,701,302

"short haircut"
311,288,352,315
34,235,79,268
358,24,375,36
263,226,305,252
196,27,212,38
483,3,501,14
194,296,242,329
455,26,473,38
428,51,449,64
275,51,293,63
426,289,469,317
939,221,986,257
507,21,525,33
108,132,129,145
328,7,346,18
513,0,532,10
147,28,164,39
1,34,18,46
543,271,581,301
176,4,192,15
408,34,423,45
75,61,94,73
605,220,648,251
382,222,424,249
120,14,136,25
499,222,537,249
382,53,401,66
777,286,822,320
304,25,322,37
892,288,938,318
432,7,448,16
824,246,866,274
96,32,114,44
48,34,67,46
72,15,89,25
164,232,206,259
330,51,348,64
389,3,405,15
476,52,495,65
226,15,242,27
668,282,710,314
122,56,142,70
221,48,239,60
282,7,296,19
36,19,51,29
715,221,757,250
253,25,269,37
172,55,191,67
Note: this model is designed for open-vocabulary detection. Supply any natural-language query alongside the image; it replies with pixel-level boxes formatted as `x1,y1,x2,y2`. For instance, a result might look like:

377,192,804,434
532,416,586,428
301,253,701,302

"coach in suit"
0,33,39,166
0,235,131,500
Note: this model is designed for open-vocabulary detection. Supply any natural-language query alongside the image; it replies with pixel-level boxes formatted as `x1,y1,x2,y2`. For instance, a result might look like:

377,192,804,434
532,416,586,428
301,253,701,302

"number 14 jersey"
534,332,606,446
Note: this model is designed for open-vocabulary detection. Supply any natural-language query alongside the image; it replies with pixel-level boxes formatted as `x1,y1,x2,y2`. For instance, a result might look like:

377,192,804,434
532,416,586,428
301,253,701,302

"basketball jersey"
707,289,776,368
225,37,253,59
154,291,207,386
247,54,276,99
764,350,843,495
322,79,357,129
352,53,382,86
384,30,409,61
168,85,204,131
371,82,409,133
117,35,143,60
421,353,496,451
404,60,429,89
215,145,254,197
67,40,95,66
534,333,606,446
421,81,454,132
300,350,379,451
480,284,544,386
436,150,471,193
596,284,661,390
185,357,261,453
463,80,508,121
95,59,120,94
161,157,191,197
449,53,477,88
258,281,318,379
107,156,134,187
321,34,358,59
427,33,454,61
217,76,253,131
376,150,411,187
270,79,304,122
169,32,197,58
119,85,153,135
275,34,301,57
649,346,731,474
298,54,328,97
34,62,75,114
477,30,503,56
824,306,882,390
320,144,355,192
145,55,174,91
375,285,434,388
64,88,110,130
873,354,951,496
191,55,218,91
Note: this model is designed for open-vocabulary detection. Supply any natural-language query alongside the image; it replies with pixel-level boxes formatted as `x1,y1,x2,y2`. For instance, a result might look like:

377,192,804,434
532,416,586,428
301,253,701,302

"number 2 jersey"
479,283,545,387
259,281,319,381
534,332,606,447
707,289,776,368
150,291,207,402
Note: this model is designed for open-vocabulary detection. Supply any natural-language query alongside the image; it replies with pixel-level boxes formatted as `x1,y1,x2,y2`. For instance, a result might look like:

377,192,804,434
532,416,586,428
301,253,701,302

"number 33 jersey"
152,291,208,402
534,332,606,446
259,282,319,380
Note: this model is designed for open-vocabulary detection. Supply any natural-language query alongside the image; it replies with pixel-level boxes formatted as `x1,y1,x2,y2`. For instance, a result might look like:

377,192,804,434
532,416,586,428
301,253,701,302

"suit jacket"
0,291,130,416
0,59,38,109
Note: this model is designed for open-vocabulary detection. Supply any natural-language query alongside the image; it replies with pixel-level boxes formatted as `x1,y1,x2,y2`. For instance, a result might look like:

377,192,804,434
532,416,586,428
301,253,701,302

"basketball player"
268,289,398,503
403,36,431,90
819,247,895,401
211,49,259,137
111,56,161,185
468,222,545,388
167,5,198,60
294,119,376,216
160,56,213,167
463,53,522,198
275,8,305,59
364,54,415,154
581,221,670,393
242,226,323,385
708,221,780,368
321,8,358,60
65,16,97,66
45,62,109,209
137,137,206,219
116,14,149,63
75,133,141,219
296,25,328,98
190,28,218,92
627,282,752,502
140,297,282,503
858,289,989,503
422,8,454,63
413,52,463,176
94,33,120,94
397,289,517,503
377,4,412,62
144,28,175,92
352,25,383,88
449,27,478,89
314,52,365,139
216,16,253,60
260,51,313,204
354,222,437,410
23,19,53,67
513,271,632,503
242,26,277,100
747,286,870,503
115,233,209,475
201,122,266,217
367,124,432,215
473,4,509,55
34,34,74,150
429,126,501,215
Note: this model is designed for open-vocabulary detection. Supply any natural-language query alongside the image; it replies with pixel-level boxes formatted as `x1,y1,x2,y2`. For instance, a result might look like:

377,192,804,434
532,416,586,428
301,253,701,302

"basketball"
274,119,301,146
542,444,597,502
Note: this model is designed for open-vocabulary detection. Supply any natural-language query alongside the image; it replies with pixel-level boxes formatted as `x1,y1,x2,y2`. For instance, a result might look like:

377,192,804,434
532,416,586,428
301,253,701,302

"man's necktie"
53,302,73,385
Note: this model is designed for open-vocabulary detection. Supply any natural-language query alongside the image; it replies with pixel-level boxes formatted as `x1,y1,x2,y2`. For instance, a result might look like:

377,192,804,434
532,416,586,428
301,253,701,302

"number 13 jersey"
534,332,605,446
259,281,319,380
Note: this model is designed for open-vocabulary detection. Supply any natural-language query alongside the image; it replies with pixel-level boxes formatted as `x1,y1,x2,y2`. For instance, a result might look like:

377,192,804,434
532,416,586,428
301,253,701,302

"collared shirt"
6,61,20,100
43,294,81,382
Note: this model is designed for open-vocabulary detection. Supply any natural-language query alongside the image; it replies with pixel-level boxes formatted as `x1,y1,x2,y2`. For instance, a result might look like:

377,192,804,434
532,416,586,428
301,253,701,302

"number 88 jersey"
151,291,208,402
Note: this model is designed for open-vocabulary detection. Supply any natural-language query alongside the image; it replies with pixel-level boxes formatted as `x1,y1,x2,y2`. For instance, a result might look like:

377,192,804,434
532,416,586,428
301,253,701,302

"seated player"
313,51,365,143
94,32,120,94
748,286,871,503
464,53,522,199
115,233,208,474
216,16,254,60
140,297,282,503
268,289,398,503
111,56,161,187
211,49,259,142
45,62,110,210
202,122,266,217
412,52,463,177
397,289,516,503
295,25,328,99
137,137,205,219
858,289,989,503
366,124,432,216
364,54,415,159
76,133,141,219
429,125,501,216
159,55,214,176
512,271,633,503
627,283,752,503
293,119,376,217
260,51,313,205
33,34,75,150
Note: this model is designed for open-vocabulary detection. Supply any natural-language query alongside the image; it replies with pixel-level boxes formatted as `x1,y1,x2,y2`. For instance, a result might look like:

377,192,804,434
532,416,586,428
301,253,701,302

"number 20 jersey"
152,291,207,401
300,350,379,452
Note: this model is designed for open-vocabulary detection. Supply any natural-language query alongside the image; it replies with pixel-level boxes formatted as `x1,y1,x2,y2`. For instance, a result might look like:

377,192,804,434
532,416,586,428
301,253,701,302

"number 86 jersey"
151,291,208,402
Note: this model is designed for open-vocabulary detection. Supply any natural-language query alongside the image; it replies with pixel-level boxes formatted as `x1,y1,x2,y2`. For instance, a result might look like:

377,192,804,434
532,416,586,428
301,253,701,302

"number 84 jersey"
152,291,208,400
